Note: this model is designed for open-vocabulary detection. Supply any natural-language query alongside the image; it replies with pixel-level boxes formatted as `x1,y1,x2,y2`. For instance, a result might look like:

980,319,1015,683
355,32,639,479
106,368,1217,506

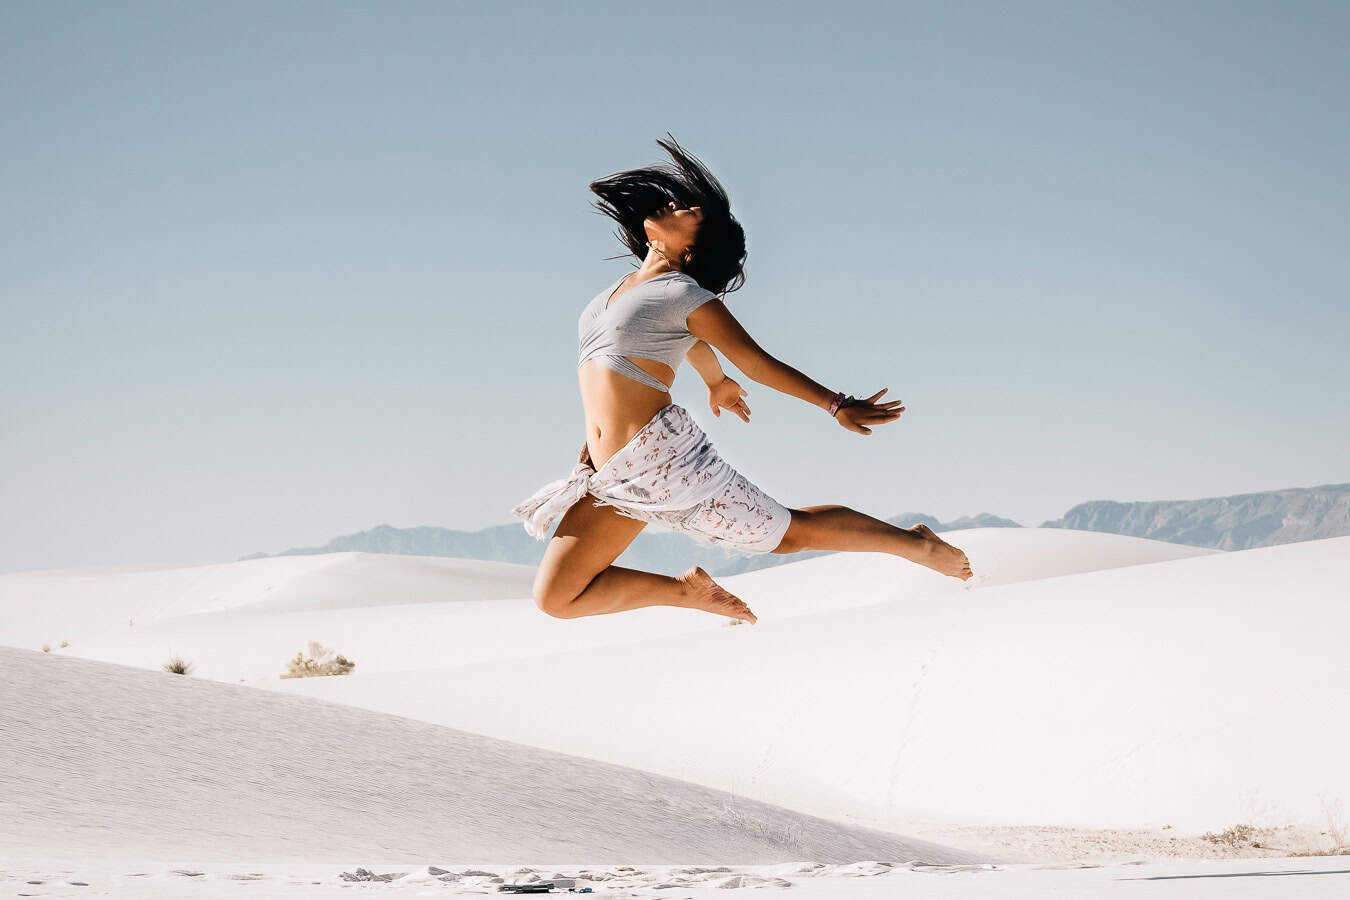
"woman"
512,134,973,625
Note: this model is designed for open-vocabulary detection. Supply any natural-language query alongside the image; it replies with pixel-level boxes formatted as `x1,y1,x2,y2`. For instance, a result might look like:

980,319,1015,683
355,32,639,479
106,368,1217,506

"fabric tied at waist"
510,462,598,541
510,403,738,541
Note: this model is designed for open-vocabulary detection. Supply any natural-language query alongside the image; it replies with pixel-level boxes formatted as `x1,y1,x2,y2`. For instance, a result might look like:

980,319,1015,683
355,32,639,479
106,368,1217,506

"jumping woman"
512,134,973,625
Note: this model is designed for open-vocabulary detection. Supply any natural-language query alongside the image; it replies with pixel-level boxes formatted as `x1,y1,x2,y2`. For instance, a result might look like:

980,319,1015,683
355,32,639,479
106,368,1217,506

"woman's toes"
680,566,756,623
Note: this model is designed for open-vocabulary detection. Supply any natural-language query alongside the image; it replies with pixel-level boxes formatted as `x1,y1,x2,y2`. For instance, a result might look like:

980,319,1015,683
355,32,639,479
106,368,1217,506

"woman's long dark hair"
588,132,747,297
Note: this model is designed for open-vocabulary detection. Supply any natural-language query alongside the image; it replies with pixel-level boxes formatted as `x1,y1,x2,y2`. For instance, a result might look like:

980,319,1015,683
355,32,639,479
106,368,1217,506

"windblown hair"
588,132,747,297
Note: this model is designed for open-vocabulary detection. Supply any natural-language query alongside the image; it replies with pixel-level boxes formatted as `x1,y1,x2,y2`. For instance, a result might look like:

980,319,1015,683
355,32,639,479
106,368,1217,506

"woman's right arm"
687,300,837,412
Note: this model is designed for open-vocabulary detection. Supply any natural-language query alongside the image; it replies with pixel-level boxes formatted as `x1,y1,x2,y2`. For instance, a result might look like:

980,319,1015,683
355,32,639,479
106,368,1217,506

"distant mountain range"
1041,482,1350,550
240,483,1348,576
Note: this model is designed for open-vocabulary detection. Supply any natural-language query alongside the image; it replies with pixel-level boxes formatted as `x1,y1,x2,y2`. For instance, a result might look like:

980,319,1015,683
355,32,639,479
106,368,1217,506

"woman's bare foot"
675,566,758,624
908,524,974,580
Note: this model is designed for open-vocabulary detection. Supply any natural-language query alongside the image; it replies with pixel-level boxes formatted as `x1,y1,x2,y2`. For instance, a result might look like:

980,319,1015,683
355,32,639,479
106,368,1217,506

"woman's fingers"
839,395,909,433
859,406,901,421
849,389,906,421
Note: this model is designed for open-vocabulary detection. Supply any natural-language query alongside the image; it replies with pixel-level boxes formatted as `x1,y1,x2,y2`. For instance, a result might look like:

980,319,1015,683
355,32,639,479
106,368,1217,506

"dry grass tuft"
281,641,356,679
163,655,195,675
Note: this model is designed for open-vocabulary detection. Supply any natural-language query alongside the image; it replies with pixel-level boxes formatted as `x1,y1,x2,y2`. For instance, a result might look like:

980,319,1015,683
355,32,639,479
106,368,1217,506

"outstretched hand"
836,388,905,435
708,376,751,423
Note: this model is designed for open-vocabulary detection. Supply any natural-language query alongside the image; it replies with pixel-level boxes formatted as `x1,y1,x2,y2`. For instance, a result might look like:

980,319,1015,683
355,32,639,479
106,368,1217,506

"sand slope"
5,528,1345,864
0,551,535,646
268,535,1350,837
0,646,980,867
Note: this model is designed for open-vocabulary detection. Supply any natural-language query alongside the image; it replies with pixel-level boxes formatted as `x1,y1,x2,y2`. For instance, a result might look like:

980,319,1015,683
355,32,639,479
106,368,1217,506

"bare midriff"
576,267,689,472
578,357,676,472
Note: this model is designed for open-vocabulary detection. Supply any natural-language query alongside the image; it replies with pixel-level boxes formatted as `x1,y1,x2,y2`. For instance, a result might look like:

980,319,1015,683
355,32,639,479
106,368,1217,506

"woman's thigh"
654,472,795,556
532,492,649,607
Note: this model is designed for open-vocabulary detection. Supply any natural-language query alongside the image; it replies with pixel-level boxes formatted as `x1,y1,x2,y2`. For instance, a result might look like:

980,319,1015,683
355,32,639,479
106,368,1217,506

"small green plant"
41,644,51,653
282,641,356,679
163,655,195,675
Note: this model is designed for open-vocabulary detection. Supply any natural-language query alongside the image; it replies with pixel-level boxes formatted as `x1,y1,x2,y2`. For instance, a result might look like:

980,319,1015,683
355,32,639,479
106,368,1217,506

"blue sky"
2,0,1346,573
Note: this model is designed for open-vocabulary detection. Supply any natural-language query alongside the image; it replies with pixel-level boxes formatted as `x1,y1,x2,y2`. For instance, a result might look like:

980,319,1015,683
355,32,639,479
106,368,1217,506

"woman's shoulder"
665,270,717,299
663,272,719,322
664,269,718,304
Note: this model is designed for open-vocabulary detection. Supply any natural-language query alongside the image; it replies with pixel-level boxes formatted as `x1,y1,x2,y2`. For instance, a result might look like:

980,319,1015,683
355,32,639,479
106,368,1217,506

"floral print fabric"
510,402,792,555
643,470,793,556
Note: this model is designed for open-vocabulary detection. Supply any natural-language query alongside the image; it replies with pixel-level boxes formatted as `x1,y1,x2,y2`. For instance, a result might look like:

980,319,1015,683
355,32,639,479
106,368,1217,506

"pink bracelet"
827,391,846,417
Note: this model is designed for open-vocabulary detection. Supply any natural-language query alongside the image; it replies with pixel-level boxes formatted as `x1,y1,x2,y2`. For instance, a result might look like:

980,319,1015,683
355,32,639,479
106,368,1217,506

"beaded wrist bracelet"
827,391,846,417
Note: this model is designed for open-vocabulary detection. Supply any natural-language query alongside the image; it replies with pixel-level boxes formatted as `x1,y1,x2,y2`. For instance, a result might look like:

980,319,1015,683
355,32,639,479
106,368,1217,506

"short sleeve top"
577,270,720,383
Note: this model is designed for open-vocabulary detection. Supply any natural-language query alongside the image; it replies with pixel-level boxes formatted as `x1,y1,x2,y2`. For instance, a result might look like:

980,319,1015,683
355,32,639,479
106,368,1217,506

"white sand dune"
0,528,1213,682
4,527,1348,892
1,552,539,680
0,646,980,868
1,551,535,639
4,655,1346,897
737,526,1216,621
265,534,1350,840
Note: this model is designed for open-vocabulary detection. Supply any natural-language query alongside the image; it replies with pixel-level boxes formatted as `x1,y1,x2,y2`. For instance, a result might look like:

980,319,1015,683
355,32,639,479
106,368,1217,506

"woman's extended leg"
532,491,758,622
774,505,974,580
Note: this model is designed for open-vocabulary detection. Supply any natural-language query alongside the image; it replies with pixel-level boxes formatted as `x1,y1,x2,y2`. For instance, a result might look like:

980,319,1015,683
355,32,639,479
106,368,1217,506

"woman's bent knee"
532,576,576,618
534,589,575,618
537,600,573,619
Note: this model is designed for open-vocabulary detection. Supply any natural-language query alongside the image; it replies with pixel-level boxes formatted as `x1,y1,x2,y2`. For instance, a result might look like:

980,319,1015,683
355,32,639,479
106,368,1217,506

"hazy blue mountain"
1041,482,1350,550
238,512,1021,577
892,512,1022,532
238,523,528,564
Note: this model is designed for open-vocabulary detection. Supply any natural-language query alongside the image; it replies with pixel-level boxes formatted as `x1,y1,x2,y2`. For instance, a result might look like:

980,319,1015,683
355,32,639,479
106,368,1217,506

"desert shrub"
1202,824,1257,848
281,641,356,679
41,644,50,653
163,655,195,675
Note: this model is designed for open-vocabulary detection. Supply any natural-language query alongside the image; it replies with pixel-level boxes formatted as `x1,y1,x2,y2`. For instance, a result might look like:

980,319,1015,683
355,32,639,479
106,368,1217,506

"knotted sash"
511,403,738,540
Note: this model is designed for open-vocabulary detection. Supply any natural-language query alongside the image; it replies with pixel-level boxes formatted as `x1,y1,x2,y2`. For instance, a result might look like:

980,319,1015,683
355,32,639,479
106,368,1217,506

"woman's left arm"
687,340,752,422
684,340,726,386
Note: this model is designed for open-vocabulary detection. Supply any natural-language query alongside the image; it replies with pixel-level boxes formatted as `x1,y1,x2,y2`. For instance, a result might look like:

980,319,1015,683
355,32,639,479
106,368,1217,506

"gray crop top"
577,269,719,392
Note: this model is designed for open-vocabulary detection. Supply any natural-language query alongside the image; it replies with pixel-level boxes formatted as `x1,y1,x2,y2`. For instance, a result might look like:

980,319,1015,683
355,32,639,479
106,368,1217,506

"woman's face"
644,199,704,263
